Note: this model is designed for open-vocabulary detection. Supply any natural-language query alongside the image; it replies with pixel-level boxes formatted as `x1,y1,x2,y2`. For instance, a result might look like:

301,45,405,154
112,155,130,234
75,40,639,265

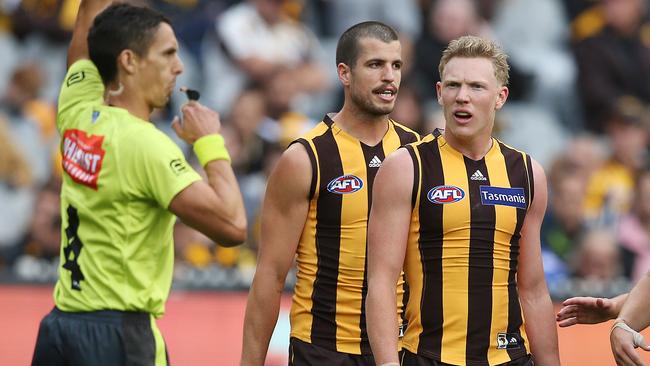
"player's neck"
333,106,390,146
105,86,152,122
443,130,493,161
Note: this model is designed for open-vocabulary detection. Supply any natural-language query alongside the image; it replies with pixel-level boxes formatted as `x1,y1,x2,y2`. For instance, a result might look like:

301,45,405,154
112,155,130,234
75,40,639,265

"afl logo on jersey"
327,175,364,194
427,185,465,204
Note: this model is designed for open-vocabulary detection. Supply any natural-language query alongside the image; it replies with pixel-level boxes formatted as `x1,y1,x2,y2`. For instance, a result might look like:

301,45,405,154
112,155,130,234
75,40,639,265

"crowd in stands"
0,0,648,299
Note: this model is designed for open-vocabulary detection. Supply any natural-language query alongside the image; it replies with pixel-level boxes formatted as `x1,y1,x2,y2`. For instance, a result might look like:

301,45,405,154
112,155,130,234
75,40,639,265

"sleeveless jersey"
290,114,419,355
402,131,535,365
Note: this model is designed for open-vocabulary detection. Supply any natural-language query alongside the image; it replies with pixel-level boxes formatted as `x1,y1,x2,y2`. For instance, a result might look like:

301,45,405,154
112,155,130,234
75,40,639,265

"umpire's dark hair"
335,21,399,68
88,3,171,85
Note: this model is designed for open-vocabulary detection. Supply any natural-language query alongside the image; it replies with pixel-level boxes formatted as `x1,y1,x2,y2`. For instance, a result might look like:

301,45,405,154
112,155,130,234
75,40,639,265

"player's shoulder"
280,140,312,170
268,140,313,198
406,131,437,149
296,118,331,142
66,58,99,78
390,119,421,141
61,60,101,91
384,145,412,166
57,60,104,120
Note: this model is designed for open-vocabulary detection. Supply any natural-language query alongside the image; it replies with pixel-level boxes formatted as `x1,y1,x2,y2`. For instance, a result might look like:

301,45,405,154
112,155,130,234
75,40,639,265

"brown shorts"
400,349,534,366
288,337,377,366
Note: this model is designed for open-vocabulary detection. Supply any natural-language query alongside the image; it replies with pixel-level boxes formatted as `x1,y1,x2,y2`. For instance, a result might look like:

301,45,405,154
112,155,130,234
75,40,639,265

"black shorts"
32,307,169,366
401,349,534,366
289,337,379,366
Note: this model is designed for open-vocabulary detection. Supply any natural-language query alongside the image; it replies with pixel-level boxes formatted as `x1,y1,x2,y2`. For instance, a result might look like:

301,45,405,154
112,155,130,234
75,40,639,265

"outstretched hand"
556,296,618,327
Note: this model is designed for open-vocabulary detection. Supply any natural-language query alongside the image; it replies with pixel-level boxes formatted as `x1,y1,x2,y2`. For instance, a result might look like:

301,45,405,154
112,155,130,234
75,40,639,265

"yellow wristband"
193,134,231,166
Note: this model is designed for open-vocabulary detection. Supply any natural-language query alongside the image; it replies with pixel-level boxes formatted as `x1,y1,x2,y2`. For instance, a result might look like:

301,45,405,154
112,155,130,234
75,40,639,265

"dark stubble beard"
350,88,394,117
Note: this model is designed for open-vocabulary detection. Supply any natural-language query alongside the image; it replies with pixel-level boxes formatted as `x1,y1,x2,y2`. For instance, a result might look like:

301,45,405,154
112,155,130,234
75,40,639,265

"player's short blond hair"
438,35,510,87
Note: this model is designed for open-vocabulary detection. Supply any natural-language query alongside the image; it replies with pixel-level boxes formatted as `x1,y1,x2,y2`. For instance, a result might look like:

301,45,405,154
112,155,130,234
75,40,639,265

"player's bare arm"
366,148,412,365
170,101,246,246
68,0,113,68
240,143,312,366
517,158,560,366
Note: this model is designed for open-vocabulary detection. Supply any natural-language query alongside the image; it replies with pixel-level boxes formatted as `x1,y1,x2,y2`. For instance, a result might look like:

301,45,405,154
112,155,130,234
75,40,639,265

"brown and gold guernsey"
290,114,419,355
402,130,535,366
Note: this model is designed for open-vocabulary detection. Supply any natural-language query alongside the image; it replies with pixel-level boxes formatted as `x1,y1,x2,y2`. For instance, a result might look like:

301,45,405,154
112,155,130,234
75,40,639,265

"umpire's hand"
172,101,222,145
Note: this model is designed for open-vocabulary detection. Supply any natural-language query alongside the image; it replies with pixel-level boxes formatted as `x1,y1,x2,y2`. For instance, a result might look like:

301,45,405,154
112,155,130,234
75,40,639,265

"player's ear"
436,81,443,106
495,85,509,110
337,62,351,87
117,49,138,75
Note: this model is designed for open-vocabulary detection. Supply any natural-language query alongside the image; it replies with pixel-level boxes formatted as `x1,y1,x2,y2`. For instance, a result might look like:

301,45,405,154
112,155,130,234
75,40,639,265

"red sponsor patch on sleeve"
61,129,106,190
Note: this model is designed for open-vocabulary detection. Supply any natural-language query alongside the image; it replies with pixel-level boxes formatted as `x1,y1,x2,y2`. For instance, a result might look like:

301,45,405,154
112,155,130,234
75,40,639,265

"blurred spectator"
10,0,76,43
583,98,650,224
0,118,32,188
305,0,421,77
0,1,19,96
542,157,589,261
0,0,19,19
0,118,35,267
204,0,329,115
21,177,61,262
309,0,420,40
152,0,230,63
573,0,650,132
224,88,268,175
492,0,582,131
9,0,78,101
573,228,622,281
222,81,314,176
389,84,425,133
174,220,214,268
561,133,608,180
541,157,589,289
412,0,494,102
237,143,283,252
256,71,316,147
618,168,650,282
496,104,569,168
0,63,55,186
562,0,607,42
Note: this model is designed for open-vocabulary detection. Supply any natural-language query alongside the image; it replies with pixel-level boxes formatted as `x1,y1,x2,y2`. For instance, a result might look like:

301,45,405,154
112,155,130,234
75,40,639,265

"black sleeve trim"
289,138,318,200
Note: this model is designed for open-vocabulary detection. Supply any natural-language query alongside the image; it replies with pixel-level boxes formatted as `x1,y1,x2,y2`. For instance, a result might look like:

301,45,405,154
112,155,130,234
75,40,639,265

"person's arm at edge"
617,272,650,331
517,158,560,366
170,102,247,246
556,294,628,327
68,0,112,68
240,143,311,366
610,272,650,365
367,148,412,365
